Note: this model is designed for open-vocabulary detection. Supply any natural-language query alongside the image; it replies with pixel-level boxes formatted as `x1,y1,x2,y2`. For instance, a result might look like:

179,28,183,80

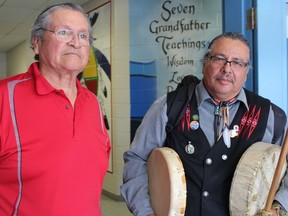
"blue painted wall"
256,1,287,114
224,0,288,114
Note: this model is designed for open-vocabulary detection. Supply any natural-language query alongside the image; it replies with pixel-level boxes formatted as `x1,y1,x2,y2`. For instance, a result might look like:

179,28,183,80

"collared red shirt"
0,62,111,216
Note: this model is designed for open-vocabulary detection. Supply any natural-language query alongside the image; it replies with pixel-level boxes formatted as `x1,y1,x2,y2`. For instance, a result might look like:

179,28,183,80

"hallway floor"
101,195,133,216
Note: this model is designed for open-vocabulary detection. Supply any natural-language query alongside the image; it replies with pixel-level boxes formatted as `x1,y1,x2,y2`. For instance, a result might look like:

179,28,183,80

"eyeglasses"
208,55,249,71
41,28,91,47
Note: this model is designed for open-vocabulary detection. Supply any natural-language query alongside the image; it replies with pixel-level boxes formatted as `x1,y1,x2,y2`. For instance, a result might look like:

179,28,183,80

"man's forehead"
49,9,89,30
212,38,249,49
211,38,249,52
209,41,249,62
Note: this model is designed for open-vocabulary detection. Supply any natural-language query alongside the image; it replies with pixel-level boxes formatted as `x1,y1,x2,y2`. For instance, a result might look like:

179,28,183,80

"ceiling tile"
0,34,26,51
10,24,32,36
1,34,26,43
3,0,47,9
0,7,35,23
0,22,17,34
0,0,93,52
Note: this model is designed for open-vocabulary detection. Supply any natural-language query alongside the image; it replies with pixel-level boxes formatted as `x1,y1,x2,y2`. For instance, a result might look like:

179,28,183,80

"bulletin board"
84,1,112,172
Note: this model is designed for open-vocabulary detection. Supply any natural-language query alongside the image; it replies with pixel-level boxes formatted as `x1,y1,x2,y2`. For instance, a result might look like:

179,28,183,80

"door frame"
223,0,288,113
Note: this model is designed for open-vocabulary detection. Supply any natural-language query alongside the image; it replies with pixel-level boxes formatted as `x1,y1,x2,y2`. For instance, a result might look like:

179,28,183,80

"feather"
223,127,231,148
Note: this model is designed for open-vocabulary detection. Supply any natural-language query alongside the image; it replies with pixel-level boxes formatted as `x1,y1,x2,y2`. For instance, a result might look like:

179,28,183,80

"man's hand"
270,208,278,216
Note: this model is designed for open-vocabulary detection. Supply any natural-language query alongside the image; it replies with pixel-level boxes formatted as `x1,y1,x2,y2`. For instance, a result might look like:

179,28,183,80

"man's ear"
32,37,40,55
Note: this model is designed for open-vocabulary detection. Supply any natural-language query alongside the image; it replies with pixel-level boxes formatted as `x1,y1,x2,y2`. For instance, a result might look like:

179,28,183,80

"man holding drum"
121,32,288,216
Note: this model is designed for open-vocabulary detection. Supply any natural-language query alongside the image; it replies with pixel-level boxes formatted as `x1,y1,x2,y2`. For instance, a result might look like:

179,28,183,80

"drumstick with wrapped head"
259,129,288,216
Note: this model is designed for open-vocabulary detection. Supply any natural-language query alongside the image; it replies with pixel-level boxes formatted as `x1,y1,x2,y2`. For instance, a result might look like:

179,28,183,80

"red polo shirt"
0,62,111,216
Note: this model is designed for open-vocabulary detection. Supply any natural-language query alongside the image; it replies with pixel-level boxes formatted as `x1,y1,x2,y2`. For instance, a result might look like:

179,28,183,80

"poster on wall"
81,2,112,172
129,0,222,140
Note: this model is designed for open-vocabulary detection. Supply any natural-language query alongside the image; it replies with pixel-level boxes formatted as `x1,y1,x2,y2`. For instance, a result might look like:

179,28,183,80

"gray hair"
30,3,92,59
203,32,251,63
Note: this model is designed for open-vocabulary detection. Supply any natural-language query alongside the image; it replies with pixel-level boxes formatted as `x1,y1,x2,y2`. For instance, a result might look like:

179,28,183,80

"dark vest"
165,88,271,216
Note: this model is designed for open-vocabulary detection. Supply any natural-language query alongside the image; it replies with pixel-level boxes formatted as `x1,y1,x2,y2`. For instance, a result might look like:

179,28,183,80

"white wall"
0,52,7,79
83,0,130,199
6,40,35,77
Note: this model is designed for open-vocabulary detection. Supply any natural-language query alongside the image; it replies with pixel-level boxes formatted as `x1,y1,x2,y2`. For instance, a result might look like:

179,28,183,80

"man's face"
33,9,90,74
202,38,250,101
